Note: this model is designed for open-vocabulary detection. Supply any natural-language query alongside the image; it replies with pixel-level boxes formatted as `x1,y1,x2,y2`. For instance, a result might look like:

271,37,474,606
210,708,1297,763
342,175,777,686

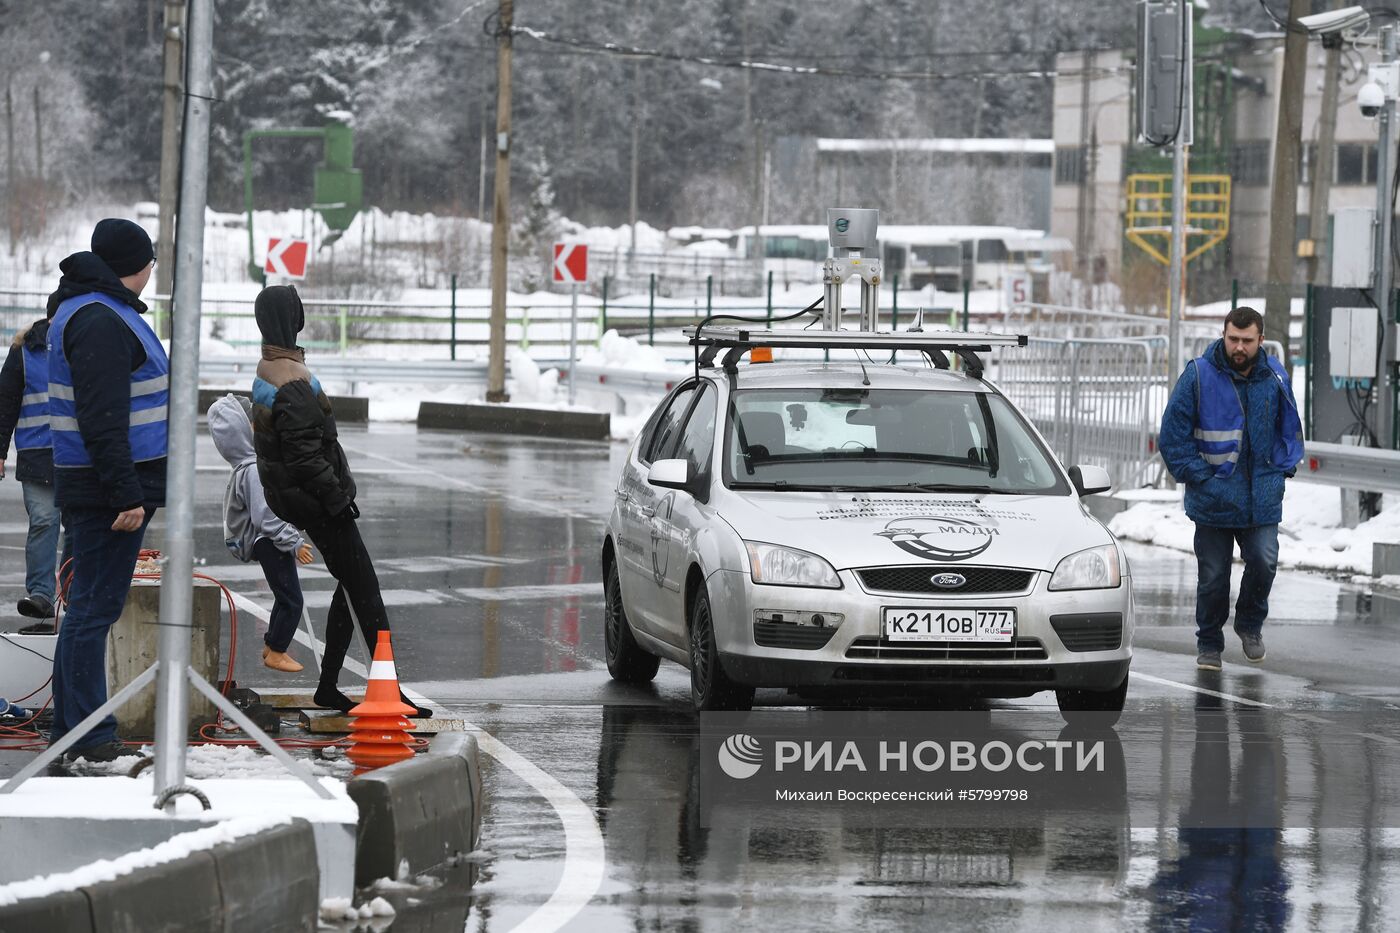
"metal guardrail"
1293,441,1400,493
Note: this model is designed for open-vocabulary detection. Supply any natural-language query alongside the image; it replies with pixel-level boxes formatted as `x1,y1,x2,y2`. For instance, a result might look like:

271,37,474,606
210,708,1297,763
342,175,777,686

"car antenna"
855,352,871,386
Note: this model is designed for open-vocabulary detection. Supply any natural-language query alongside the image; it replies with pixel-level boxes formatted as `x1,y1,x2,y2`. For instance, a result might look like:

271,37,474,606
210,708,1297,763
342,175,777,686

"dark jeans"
253,537,303,653
50,506,153,750
1194,523,1279,654
303,511,389,687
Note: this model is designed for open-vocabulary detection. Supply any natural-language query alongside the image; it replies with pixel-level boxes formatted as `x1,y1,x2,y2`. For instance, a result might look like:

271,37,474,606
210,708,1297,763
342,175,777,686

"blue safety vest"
14,341,49,452
1193,351,1303,478
47,293,170,468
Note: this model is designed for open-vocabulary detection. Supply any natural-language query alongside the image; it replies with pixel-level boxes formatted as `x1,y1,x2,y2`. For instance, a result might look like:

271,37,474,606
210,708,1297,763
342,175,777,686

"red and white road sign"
553,243,588,284
265,238,309,279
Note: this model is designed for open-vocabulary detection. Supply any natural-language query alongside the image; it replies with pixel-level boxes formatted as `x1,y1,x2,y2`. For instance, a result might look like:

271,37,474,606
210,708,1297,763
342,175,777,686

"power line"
510,25,1130,82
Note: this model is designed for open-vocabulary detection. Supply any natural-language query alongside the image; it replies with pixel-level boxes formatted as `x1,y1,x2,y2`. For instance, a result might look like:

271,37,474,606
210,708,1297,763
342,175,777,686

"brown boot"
263,650,304,673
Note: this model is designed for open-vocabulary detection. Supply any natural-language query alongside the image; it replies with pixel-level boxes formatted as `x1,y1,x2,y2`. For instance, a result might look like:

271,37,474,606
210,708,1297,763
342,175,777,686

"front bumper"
706,567,1134,695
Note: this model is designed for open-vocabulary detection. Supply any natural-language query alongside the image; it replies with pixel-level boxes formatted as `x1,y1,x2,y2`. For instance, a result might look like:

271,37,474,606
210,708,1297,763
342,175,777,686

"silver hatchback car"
601,330,1133,722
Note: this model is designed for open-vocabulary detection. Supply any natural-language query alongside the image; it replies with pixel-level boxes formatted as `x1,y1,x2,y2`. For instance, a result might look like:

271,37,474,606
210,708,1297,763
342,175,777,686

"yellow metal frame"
1124,173,1231,266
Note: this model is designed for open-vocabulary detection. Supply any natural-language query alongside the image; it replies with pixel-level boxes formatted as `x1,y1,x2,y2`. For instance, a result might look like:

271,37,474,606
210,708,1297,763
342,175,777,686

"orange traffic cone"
345,630,417,775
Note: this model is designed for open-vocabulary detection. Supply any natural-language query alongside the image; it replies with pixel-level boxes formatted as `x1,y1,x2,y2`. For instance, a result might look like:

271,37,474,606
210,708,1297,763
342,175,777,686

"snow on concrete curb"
0,815,289,906
1109,483,1400,576
320,894,395,921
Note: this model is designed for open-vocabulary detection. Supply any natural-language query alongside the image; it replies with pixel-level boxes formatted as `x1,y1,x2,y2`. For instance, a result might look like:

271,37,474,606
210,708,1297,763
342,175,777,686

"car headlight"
744,541,842,589
1048,544,1121,591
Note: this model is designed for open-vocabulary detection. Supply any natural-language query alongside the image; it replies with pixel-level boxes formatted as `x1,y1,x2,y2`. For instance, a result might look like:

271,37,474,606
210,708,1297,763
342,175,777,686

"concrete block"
430,733,483,850
417,401,609,440
0,888,94,933
346,733,483,887
85,850,222,933
1374,542,1400,577
208,819,319,933
106,579,221,738
1083,496,1131,524
198,389,368,423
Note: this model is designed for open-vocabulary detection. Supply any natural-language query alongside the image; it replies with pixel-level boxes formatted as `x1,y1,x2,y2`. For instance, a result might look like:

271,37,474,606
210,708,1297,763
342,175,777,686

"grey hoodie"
208,394,304,560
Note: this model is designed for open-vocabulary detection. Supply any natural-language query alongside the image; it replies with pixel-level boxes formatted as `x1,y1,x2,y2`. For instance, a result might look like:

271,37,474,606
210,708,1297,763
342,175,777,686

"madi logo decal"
877,517,996,562
718,734,764,779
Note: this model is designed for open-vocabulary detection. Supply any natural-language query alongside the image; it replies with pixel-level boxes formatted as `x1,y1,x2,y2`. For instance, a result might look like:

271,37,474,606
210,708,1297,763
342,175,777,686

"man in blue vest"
1159,307,1304,672
44,218,168,763
0,312,73,632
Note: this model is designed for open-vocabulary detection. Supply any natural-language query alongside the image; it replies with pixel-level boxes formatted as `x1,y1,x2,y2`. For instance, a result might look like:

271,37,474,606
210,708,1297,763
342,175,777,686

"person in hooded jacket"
0,312,74,630
249,285,430,717
208,394,312,673
1159,306,1304,673
44,218,167,763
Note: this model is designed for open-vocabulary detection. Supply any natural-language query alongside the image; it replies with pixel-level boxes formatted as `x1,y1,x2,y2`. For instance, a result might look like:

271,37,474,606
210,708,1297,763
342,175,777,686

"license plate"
882,608,1015,642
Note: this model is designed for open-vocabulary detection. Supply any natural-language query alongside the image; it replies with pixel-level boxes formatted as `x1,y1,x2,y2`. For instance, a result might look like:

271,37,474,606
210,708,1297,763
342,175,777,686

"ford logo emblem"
931,572,966,588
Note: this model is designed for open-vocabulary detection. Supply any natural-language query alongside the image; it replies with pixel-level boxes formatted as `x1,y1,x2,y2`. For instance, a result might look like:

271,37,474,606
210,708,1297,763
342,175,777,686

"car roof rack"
684,327,1029,380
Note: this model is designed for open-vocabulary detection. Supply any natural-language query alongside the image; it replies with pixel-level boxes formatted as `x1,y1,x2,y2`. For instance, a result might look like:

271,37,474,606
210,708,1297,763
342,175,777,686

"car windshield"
723,387,1069,494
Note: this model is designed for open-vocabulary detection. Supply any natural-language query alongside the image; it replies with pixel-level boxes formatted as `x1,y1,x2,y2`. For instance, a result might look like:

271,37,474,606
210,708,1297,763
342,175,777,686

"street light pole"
1166,0,1192,383
1375,25,1398,448
152,0,214,803
487,0,514,403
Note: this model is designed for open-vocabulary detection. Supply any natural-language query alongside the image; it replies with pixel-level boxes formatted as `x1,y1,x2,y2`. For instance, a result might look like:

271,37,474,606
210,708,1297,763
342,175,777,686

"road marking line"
1130,670,1274,708
229,589,606,932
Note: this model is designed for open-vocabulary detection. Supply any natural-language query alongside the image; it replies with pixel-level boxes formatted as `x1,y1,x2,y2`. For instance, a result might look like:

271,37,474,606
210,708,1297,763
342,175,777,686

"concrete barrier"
417,401,609,441
0,889,94,933
208,820,320,933
197,389,369,423
347,733,482,887
0,819,321,933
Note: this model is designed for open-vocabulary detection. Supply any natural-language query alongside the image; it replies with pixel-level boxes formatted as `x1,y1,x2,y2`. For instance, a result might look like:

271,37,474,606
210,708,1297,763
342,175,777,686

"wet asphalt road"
4,422,1400,931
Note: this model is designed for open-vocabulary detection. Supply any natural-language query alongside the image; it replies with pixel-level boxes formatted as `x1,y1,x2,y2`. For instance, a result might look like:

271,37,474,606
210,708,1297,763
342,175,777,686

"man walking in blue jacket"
1159,307,1304,671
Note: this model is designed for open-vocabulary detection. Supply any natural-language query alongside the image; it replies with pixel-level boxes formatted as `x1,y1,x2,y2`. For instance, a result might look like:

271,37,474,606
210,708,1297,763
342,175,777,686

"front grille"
844,636,1048,662
832,664,1055,683
753,621,838,650
1049,613,1123,652
857,566,1035,596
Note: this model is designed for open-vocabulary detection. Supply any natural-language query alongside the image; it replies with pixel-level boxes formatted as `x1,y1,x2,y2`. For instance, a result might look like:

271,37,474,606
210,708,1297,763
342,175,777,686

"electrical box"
1328,306,1378,378
1136,1,1193,145
1331,207,1375,288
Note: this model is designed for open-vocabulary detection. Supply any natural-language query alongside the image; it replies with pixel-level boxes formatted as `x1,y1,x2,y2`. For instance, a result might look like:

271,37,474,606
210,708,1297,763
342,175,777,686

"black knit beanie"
91,218,155,278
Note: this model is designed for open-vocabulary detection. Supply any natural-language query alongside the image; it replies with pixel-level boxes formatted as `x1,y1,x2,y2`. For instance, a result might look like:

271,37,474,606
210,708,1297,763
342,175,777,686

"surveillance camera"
1297,5,1369,36
1360,81,1386,118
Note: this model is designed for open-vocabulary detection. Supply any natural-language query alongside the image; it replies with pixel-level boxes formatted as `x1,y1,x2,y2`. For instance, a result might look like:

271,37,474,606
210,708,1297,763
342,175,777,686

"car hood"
719,489,1114,572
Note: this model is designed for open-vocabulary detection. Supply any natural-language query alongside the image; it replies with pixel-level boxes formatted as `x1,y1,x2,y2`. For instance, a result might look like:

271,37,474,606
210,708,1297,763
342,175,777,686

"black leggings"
253,537,304,653
303,511,389,686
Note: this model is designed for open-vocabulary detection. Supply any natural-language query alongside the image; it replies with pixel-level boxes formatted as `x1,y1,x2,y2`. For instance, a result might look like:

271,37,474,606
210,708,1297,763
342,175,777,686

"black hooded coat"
250,286,357,528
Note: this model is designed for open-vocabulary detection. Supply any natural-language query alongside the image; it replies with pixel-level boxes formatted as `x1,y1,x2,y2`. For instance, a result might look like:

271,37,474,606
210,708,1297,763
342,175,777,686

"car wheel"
688,585,754,712
1055,673,1128,727
604,559,659,683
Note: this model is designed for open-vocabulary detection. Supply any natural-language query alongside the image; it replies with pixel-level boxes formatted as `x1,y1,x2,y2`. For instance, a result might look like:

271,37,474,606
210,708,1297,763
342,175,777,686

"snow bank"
0,815,289,906
1110,483,1398,575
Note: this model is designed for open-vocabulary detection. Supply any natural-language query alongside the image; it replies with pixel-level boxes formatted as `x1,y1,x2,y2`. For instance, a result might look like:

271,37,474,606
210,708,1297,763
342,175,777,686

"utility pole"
155,0,186,336
153,0,214,805
1167,3,1192,384
6,80,15,255
1376,25,1399,448
1306,7,1344,286
1263,0,1310,333
32,86,42,231
1074,50,1095,278
486,0,513,403
628,60,640,265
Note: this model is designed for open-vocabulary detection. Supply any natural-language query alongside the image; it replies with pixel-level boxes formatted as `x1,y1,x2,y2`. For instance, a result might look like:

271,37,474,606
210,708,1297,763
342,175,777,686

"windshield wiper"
876,483,998,494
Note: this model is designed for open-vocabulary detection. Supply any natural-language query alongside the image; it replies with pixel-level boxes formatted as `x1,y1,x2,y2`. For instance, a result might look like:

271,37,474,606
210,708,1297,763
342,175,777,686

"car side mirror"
648,458,689,490
1068,464,1112,497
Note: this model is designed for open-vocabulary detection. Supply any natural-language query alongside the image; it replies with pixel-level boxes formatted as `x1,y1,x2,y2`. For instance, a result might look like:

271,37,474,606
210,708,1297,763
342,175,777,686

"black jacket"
250,286,357,529
0,320,54,485
45,252,165,510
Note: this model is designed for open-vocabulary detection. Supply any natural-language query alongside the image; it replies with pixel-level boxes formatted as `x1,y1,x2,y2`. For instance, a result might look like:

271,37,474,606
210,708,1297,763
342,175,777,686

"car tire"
604,559,660,683
1055,673,1128,727
688,585,754,712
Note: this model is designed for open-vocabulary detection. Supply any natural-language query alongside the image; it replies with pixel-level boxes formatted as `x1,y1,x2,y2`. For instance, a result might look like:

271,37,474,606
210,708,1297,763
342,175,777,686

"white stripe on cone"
368,659,397,681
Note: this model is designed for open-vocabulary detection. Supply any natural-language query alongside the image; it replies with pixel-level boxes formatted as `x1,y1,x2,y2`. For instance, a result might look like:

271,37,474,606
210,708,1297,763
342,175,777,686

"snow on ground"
1110,483,1399,576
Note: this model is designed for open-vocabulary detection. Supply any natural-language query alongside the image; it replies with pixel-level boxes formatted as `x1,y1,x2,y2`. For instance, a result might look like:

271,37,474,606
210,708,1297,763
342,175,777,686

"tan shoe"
261,645,270,661
263,650,304,673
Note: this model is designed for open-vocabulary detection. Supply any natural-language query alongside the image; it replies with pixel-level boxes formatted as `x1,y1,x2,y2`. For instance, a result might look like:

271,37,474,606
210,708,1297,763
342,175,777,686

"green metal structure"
242,119,363,283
